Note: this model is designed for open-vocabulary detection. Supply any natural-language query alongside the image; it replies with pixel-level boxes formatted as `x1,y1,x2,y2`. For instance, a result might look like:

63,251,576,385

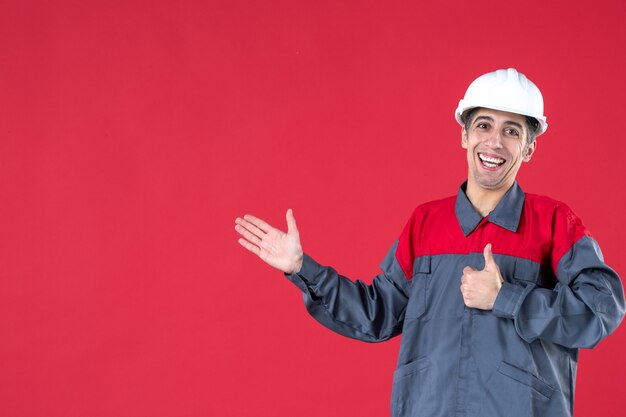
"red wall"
1,1,625,416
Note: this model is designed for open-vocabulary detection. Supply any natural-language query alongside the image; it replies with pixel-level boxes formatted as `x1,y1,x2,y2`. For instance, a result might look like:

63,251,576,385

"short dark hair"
463,108,538,145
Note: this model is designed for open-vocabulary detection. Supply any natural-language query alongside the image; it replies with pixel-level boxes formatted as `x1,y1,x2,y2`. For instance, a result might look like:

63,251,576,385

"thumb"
483,243,497,271
286,208,298,234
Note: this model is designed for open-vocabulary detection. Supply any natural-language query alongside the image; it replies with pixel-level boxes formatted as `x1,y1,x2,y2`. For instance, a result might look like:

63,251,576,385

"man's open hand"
460,243,503,310
235,209,304,274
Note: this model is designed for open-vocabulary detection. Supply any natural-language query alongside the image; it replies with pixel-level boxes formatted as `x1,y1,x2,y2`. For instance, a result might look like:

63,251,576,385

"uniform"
287,182,625,417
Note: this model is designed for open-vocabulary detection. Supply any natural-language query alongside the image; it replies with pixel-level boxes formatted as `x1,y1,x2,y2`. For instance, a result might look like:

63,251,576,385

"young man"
234,68,624,417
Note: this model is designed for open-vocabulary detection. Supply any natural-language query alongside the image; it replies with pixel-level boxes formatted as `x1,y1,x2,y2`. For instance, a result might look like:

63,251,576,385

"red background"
1,1,625,416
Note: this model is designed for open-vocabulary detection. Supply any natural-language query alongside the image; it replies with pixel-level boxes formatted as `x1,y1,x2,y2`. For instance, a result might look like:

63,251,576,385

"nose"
484,131,503,149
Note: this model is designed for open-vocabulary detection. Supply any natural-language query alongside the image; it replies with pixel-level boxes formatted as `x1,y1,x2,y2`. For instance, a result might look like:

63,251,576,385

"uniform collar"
455,181,525,237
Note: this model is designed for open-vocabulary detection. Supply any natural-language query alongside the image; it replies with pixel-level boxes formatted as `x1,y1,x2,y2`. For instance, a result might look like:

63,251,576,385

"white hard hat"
455,68,548,136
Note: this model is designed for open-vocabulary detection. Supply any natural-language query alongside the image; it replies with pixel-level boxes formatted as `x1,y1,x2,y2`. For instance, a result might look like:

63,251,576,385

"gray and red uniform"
287,182,625,417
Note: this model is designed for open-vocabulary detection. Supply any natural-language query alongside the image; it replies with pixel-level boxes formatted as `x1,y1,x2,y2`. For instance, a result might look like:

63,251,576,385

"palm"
235,209,303,274
256,227,300,271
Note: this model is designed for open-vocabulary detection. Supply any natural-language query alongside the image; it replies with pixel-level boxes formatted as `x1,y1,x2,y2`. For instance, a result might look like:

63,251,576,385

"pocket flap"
498,362,554,399
513,257,542,284
393,357,430,381
412,255,431,274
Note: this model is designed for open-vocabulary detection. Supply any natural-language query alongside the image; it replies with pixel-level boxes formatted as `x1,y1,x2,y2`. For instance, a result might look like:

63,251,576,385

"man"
234,68,625,417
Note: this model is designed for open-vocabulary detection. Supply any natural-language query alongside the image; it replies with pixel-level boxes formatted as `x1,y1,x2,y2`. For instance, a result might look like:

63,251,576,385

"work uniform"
286,182,625,417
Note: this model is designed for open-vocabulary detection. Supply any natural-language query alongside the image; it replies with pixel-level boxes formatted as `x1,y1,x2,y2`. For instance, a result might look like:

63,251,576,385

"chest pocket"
405,256,431,319
512,257,554,289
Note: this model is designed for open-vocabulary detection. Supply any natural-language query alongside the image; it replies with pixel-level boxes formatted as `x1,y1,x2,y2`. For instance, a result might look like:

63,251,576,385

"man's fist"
460,243,503,310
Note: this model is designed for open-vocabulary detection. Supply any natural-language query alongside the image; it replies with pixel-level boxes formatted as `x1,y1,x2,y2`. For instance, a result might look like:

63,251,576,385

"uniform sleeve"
492,204,625,348
285,240,411,343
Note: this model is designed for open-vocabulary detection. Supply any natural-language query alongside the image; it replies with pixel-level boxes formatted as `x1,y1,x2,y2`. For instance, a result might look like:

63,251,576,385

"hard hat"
455,68,548,136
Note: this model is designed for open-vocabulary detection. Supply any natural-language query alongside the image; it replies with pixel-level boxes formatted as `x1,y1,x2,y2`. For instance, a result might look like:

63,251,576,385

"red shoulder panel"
394,193,590,281
547,199,591,274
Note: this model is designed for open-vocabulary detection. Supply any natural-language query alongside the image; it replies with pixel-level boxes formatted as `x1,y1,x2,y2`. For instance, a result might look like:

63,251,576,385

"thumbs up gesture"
460,244,504,310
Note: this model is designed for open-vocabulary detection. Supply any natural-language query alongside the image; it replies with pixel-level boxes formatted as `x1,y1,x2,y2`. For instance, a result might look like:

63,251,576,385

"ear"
523,140,537,162
461,127,468,149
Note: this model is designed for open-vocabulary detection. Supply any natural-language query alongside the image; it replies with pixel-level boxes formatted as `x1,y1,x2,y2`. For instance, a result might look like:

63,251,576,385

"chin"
473,175,509,191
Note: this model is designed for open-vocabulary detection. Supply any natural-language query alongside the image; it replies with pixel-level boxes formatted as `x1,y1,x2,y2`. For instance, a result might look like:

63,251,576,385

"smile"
478,153,506,168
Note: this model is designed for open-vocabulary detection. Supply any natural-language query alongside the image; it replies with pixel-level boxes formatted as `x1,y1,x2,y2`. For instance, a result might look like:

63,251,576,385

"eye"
504,128,520,137
476,123,489,129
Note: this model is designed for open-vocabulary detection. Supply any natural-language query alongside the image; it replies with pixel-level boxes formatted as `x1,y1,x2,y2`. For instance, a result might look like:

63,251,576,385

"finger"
462,266,476,275
243,214,272,233
483,243,496,270
235,224,263,246
286,209,298,234
237,217,267,238
238,237,261,256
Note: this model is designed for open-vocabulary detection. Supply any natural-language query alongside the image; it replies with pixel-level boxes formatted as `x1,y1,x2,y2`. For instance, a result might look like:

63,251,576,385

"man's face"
462,108,536,193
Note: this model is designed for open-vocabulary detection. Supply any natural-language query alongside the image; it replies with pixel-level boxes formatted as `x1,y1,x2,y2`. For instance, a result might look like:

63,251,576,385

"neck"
465,181,512,217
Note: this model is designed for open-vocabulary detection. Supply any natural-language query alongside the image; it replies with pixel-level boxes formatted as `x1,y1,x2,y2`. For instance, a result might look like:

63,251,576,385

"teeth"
479,153,505,165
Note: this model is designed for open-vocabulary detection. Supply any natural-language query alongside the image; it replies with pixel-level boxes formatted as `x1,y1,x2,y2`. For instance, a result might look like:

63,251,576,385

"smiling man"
235,68,625,417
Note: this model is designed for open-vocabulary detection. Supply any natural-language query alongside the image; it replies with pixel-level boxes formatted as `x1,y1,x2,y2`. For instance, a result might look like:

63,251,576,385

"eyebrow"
474,115,524,130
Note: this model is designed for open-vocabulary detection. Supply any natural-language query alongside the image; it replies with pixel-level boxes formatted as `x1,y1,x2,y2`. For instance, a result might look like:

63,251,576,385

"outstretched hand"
460,243,504,310
235,209,304,274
